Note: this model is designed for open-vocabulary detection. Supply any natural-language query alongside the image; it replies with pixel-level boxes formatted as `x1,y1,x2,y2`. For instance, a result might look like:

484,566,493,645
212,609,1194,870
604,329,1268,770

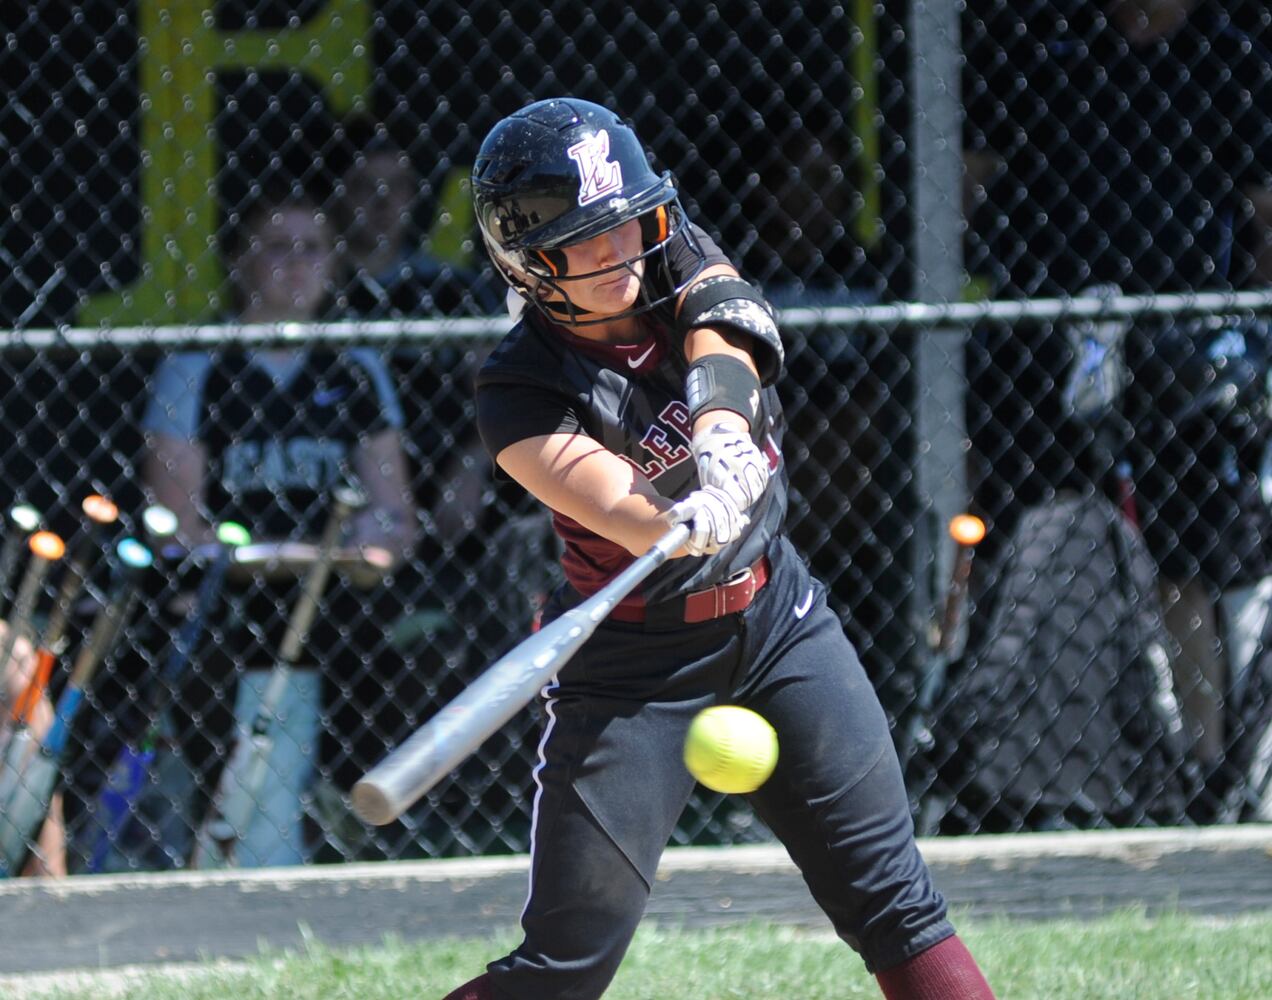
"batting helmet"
472,97,704,323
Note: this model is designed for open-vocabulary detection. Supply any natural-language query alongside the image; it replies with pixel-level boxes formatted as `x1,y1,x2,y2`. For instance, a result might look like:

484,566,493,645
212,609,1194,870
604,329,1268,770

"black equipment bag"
938,490,1199,830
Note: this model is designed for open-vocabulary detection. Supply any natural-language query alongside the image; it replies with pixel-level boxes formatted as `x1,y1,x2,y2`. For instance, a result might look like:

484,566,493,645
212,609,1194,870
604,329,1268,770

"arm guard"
685,354,763,427
676,276,784,384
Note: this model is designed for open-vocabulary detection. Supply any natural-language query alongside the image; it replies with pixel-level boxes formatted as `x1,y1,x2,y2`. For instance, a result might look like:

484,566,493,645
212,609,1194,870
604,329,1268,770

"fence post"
907,1,969,744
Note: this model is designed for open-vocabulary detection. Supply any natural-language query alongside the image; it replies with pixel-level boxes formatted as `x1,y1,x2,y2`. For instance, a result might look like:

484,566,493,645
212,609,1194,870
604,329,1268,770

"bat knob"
116,537,154,571
9,504,41,532
350,777,397,826
142,505,179,540
332,484,369,513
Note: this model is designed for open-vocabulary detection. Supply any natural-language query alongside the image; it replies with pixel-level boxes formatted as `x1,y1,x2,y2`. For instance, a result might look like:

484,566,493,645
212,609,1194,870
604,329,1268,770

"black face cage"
491,199,707,326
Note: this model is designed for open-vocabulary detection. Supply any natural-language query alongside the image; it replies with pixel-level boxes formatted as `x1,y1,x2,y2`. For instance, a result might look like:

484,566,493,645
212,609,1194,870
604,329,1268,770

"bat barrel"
43,538,153,756
157,522,250,684
0,736,58,875
352,523,688,826
352,612,590,825
192,488,364,868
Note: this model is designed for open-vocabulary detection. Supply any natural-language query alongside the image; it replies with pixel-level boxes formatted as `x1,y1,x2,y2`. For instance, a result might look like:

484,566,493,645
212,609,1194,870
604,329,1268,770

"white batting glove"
669,485,750,556
691,423,770,511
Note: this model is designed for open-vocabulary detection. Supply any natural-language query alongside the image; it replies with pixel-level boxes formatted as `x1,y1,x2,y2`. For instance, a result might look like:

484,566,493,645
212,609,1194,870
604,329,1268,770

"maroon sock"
440,972,493,1000
875,935,996,1000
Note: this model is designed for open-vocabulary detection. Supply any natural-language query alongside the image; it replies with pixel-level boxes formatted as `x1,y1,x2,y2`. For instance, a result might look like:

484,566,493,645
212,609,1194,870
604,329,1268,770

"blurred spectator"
333,119,499,319
1129,311,1272,775
139,190,416,867
0,620,66,877
961,0,1272,810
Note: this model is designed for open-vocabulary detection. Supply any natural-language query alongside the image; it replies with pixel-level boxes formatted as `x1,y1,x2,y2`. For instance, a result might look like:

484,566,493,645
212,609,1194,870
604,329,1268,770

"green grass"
31,909,1272,1000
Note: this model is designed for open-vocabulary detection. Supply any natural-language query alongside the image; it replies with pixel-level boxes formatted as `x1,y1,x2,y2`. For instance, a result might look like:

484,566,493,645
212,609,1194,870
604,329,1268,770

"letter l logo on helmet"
567,130,624,206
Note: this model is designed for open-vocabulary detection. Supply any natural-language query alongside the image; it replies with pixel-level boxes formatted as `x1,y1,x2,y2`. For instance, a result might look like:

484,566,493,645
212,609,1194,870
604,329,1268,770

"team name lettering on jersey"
221,437,348,494
621,400,692,481
567,130,624,206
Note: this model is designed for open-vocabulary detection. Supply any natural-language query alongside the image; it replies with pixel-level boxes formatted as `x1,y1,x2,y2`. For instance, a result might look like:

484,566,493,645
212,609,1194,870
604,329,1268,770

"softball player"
443,98,995,1000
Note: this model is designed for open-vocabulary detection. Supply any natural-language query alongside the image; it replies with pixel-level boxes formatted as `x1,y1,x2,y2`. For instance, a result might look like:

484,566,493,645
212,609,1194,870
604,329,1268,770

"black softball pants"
487,536,953,999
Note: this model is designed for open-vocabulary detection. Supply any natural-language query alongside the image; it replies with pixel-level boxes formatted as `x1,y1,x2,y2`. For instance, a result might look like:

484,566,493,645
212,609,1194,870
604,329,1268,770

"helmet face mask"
473,98,706,324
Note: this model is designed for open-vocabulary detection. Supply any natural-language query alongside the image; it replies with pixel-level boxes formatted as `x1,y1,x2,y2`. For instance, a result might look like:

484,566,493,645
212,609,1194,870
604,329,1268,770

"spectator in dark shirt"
141,190,416,867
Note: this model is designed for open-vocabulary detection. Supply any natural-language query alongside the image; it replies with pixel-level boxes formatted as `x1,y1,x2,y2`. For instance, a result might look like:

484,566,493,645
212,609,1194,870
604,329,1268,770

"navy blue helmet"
473,98,703,323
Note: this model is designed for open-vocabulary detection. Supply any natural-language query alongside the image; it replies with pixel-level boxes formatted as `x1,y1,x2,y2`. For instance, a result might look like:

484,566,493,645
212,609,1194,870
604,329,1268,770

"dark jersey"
475,223,787,607
197,350,391,538
181,349,397,670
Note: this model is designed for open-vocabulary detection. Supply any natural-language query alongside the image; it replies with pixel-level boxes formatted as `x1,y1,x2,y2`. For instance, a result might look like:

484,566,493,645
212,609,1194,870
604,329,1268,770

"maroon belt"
609,555,771,624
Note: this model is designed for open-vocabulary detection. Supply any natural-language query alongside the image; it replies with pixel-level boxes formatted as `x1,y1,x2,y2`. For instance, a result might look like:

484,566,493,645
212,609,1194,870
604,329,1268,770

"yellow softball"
683,705,779,794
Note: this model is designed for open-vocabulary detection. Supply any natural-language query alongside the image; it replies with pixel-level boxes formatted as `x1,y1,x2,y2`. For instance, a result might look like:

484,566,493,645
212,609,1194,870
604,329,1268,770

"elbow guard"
677,276,784,384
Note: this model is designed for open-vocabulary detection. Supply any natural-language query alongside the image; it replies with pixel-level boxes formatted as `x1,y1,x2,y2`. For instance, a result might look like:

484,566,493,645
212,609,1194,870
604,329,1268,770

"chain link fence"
1,1,1270,875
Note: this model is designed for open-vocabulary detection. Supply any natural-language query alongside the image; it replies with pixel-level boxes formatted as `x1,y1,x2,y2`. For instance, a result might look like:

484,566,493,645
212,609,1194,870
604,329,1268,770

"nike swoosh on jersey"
626,343,656,368
793,587,814,619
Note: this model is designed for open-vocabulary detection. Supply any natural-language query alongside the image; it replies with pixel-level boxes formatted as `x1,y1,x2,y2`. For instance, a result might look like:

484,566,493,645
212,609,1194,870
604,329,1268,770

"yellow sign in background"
80,0,371,326
77,0,880,326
